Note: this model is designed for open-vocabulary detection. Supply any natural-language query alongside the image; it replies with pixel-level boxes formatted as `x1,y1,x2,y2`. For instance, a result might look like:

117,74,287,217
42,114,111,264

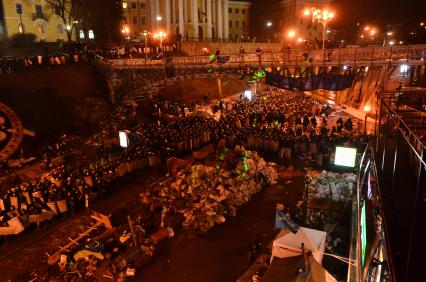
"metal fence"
107,44,426,68
372,91,426,281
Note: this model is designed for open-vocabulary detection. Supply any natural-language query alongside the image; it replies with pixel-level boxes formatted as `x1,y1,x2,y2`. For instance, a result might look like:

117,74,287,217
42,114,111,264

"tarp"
272,227,326,264
265,73,355,91
262,254,337,282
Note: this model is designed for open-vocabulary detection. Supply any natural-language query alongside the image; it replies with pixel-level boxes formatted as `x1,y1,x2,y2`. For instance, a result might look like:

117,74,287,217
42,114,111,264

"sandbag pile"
307,170,356,202
156,150,278,233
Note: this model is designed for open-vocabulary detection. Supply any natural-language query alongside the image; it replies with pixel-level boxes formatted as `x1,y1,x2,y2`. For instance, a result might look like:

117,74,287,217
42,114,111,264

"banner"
266,73,355,91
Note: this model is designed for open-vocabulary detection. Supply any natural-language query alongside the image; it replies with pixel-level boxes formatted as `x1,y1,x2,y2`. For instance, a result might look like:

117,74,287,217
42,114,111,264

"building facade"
228,1,250,41
0,0,70,42
280,0,331,44
121,0,150,37
122,0,251,41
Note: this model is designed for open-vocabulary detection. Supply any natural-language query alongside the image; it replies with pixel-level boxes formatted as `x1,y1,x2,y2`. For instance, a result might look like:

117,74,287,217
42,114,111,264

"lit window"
88,30,95,39
38,23,47,34
57,24,64,34
18,23,25,33
79,30,85,39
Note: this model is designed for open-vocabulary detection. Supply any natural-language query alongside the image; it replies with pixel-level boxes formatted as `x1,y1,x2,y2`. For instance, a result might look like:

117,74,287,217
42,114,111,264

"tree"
41,0,122,43
43,0,89,42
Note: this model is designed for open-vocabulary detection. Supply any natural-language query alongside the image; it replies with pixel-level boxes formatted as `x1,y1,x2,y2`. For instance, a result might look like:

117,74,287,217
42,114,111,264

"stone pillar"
216,0,222,41
206,0,212,40
223,0,229,41
172,0,176,25
178,0,185,38
184,0,188,23
165,0,171,33
192,0,199,40
149,0,157,30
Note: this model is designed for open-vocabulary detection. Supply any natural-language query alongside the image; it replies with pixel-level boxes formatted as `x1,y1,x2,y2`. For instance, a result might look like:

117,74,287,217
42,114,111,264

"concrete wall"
180,42,282,56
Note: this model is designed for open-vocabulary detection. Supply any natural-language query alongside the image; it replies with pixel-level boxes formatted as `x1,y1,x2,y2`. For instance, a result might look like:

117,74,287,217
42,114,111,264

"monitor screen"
334,146,357,167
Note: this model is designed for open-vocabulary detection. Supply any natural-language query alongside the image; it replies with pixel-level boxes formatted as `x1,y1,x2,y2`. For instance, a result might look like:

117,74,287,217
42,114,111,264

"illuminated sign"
119,131,129,148
361,200,367,266
334,146,357,167
244,90,252,100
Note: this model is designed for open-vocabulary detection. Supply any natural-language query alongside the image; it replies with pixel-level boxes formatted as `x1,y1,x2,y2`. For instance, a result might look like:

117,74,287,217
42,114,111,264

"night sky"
249,0,426,40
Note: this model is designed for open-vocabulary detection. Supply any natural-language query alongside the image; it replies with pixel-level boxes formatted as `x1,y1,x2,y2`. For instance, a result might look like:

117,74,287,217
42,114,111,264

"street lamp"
153,31,167,51
363,104,371,139
266,21,273,42
287,29,296,39
304,7,334,49
122,25,130,39
142,30,149,62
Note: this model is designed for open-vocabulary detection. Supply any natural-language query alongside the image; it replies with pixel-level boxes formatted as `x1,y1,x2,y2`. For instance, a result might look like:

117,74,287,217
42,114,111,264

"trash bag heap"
307,170,356,202
155,149,278,233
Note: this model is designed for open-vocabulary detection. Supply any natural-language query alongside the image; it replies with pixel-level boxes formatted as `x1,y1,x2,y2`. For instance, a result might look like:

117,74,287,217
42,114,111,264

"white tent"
272,227,327,264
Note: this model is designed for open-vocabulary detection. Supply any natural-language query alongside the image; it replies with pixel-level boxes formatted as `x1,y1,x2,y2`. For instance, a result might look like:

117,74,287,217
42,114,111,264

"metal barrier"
348,143,396,282
107,44,426,69
372,90,426,281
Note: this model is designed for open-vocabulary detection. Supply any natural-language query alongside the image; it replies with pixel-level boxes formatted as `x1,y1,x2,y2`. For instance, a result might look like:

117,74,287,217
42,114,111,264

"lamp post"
304,8,334,49
266,21,272,43
154,31,167,52
143,30,148,63
363,104,371,139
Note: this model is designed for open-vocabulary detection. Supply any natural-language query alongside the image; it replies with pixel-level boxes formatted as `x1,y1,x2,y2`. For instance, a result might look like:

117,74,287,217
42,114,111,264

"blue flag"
275,210,299,234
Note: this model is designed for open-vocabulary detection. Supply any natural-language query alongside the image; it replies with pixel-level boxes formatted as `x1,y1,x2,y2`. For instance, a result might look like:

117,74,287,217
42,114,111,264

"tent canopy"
272,227,327,264
261,254,337,282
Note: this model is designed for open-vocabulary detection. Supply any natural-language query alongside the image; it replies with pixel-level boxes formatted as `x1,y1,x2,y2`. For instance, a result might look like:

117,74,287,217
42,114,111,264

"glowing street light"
121,25,130,39
156,15,163,21
287,29,296,39
304,7,334,49
266,21,272,27
153,31,167,50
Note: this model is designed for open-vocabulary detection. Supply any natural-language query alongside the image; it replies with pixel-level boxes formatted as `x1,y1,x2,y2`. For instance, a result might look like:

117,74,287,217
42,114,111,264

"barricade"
57,199,68,213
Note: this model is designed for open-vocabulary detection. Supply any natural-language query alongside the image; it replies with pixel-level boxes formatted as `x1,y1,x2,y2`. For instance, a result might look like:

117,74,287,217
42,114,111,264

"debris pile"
155,149,278,233
307,170,356,202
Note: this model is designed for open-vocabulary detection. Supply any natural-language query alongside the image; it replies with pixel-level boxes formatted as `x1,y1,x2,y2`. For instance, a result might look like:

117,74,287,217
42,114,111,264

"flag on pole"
275,210,299,234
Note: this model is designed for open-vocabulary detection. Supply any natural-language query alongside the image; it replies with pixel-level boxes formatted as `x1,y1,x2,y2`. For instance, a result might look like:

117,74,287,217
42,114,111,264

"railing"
32,12,48,21
373,90,426,281
107,44,426,68
348,143,396,282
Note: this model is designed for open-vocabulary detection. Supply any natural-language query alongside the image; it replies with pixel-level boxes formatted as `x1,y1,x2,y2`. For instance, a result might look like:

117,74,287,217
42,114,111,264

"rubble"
306,170,356,202
152,149,279,233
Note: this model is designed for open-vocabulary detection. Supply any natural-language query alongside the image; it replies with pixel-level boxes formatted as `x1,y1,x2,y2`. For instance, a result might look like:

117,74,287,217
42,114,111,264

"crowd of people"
0,51,98,76
0,83,362,237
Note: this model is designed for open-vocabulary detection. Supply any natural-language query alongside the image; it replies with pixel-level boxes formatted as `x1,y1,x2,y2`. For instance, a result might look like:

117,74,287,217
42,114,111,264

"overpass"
105,44,426,70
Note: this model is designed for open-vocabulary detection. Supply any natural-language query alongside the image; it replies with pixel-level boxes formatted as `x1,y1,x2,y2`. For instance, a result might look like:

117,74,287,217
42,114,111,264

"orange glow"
363,105,371,112
287,30,296,38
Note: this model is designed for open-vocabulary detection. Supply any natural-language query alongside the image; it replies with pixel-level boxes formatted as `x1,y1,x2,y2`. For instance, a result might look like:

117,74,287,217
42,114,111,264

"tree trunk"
66,30,72,42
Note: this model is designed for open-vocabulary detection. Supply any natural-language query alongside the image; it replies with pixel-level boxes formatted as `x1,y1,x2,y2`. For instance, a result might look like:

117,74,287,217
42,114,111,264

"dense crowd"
0,51,97,76
0,84,362,236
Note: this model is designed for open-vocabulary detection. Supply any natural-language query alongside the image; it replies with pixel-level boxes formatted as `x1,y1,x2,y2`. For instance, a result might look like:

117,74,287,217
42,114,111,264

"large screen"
334,146,357,167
